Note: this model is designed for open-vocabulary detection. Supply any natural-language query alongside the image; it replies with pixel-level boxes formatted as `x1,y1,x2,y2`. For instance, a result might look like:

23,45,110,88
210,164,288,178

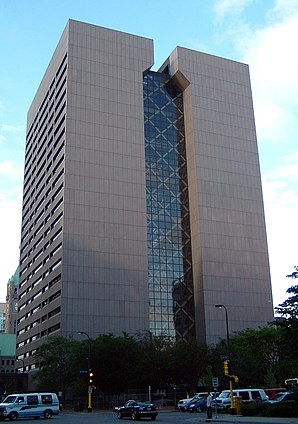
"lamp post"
215,304,235,413
77,331,92,413
214,304,230,359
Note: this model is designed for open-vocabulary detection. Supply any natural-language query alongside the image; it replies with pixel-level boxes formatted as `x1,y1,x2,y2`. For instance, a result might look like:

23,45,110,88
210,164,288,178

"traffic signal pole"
229,378,234,412
87,387,92,413
88,370,93,412
223,360,238,414
77,332,93,413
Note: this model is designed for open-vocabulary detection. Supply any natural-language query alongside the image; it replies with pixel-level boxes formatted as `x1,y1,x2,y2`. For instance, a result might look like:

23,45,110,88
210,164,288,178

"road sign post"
212,377,219,388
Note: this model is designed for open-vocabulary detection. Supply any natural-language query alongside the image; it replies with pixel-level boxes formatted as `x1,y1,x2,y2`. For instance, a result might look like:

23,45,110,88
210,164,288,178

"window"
27,395,38,405
41,395,53,405
251,391,261,400
240,391,249,401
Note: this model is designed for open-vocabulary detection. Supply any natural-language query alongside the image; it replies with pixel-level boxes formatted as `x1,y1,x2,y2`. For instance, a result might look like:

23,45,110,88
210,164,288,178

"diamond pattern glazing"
143,71,195,341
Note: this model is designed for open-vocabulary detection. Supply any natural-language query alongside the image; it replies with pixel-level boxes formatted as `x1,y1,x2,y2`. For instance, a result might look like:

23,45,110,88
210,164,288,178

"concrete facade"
160,48,273,341
5,268,19,334
17,20,273,371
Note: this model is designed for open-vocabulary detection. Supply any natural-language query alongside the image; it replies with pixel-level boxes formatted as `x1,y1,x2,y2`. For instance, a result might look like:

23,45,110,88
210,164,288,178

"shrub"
263,403,298,418
240,402,268,416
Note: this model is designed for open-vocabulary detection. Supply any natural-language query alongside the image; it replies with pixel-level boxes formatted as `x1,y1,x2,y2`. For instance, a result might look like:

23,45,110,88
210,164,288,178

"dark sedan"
269,391,297,405
113,400,158,420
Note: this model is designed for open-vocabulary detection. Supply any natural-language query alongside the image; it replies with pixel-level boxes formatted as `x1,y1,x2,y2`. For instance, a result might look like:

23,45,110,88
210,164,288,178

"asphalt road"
43,410,298,424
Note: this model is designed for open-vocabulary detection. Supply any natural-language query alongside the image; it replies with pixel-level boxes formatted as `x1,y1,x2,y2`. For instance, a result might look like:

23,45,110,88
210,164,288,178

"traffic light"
230,375,239,383
223,360,229,376
89,370,93,384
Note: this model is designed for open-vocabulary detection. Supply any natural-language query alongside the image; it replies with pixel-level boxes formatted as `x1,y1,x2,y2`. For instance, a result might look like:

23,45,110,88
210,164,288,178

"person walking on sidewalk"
206,392,213,419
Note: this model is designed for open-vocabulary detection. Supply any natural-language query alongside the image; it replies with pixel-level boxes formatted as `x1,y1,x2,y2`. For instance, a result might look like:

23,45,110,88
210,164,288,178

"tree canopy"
33,336,81,399
275,284,298,321
32,272,298,398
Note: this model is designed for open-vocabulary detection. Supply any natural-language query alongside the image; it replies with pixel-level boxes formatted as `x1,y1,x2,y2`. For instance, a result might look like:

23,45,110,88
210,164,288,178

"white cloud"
0,160,24,180
269,0,298,19
0,124,23,133
212,0,298,308
263,173,298,211
242,14,298,143
214,0,254,21
213,1,298,145
0,193,22,301
0,123,24,146
236,4,298,306
0,124,24,146
0,160,24,300
263,184,298,306
262,151,298,306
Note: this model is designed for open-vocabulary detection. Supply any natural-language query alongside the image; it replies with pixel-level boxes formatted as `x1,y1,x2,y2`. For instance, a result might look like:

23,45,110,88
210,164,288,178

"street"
43,410,298,424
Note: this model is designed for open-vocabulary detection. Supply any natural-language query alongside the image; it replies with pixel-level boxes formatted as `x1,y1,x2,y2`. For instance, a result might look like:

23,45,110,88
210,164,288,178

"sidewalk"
194,412,298,424
164,409,298,424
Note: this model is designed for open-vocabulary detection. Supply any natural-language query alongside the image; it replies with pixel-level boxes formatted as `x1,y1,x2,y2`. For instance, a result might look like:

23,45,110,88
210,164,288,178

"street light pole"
77,331,92,413
214,304,230,359
215,304,235,413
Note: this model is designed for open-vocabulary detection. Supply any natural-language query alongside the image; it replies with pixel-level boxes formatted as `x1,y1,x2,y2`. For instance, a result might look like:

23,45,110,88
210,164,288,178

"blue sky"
1,0,297,307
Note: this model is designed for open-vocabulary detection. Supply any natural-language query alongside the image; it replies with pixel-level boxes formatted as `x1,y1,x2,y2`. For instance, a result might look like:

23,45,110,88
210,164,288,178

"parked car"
177,392,208,410
268,391,297,405
215,389,269,412
153,398,175,407
264,388,286,399
186,396,207,412
0,392,59,420
113,400,158,420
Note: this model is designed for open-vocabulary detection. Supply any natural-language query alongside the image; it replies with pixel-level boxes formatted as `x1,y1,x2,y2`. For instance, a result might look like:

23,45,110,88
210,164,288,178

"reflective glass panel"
143,71,195,341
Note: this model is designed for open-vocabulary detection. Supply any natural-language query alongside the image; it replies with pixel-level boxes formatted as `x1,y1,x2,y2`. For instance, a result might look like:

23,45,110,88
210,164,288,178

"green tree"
91,333,141,394
285,265,298,280
208,340,231,389
202,365,214,390
170,337,210,394
229,327,282,387
275,285,298,321
33,336,81,400
264,368,277,388
274,271,298,380
136,332,174,390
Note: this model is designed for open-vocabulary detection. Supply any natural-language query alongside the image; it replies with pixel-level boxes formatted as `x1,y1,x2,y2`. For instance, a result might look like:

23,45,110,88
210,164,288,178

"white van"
0,392,59,420
215,389,269,412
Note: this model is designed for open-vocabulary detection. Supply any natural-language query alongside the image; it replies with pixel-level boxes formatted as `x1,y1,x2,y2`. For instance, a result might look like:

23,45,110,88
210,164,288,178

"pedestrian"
206,391,213,419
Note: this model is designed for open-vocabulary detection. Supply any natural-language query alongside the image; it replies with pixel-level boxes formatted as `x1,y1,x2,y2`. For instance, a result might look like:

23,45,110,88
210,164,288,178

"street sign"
212,377,219,387
79,370,88,374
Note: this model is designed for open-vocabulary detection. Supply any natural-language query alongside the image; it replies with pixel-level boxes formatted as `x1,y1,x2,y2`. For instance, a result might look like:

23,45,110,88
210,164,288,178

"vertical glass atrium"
143,71,195,341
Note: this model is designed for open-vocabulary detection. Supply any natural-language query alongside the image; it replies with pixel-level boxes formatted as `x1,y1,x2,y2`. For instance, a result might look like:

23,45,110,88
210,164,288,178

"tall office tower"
17,20,273,371
5,268,19,334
